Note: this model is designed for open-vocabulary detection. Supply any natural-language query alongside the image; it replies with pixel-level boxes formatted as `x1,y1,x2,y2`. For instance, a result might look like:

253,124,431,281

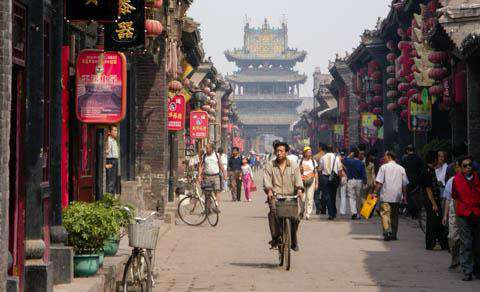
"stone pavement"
153,173,480,292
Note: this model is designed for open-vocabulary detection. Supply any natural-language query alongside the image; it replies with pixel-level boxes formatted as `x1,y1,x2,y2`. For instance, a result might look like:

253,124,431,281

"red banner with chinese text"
76,50,127,124
190,110,209,139
167,94,186,131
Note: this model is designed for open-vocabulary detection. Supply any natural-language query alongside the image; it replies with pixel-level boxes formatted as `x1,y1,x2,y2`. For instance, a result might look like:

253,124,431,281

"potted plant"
97,194,135,256
63,201,120,277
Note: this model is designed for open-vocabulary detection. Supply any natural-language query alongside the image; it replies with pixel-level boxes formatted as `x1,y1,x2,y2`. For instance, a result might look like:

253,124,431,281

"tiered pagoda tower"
225,19,307,152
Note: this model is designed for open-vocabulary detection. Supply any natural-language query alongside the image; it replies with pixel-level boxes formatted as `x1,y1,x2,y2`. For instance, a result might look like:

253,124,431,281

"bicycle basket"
276,198,300,218
128,223,160,250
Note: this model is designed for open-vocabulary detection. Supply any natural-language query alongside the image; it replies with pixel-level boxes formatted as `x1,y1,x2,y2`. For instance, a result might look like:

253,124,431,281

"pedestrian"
401,145,425,219
342,148,367,220
373,151,408,241
242,157,255,202
299,146,318,220
105,125,120,195
263,141,304,251
313,143,327,214
218,148,229,192
228,147,243,202
442,161,461,271
435,150,449,192
198,143,227,210
451,156,480,281
287,149,300,165
423,151,449,250
319,144,343,220
338,149,349,217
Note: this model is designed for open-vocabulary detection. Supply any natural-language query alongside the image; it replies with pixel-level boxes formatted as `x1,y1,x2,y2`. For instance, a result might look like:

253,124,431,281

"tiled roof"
225,49,307,62
226,73,307,84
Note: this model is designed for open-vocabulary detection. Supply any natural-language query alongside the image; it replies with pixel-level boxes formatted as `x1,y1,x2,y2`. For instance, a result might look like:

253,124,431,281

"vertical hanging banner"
167,94,186,131
66,0,119,22
76,50,127,124
105,0,146,51
408,89,432,132
360,113,379,143
190,110,209,139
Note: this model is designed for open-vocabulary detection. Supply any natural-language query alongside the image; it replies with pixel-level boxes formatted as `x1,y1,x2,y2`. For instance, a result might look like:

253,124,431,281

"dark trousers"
406,184,421,218
425,198,448,250
321,175,338,218
457,215,480,275
229,170,242,201
314,187,325,214
106,158,119,194
268,197,299,247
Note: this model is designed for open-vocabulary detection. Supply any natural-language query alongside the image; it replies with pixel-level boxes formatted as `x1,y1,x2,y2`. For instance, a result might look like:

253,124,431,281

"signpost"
167,95,186,131
190,110,209,139
76,50,127,124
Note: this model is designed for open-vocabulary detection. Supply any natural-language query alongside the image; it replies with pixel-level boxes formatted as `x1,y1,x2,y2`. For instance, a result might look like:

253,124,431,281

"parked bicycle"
275,195,300,271
177,176,220,227
121,209,160,292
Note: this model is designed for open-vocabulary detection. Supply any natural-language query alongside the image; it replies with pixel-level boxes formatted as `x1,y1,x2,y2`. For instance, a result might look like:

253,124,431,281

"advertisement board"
333,124,344,144
167,95,186,131
190,110,209,139
76,50,127,124
360,113,379,142
105,0,146,51
408,89,432,132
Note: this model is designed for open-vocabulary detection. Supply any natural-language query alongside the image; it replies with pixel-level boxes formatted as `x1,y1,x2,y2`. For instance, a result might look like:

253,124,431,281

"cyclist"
263,141,304,251
199,143,227,212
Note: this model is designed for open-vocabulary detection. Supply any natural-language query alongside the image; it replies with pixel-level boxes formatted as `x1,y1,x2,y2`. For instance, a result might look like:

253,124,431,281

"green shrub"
97,193,135,230
63,201,120,254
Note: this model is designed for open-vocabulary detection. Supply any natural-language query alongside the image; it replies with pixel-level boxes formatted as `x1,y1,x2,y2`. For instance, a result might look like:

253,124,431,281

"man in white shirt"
373,151,409,241
218,148,229,191
106,125,120,194
199,143,227,210
318,145,343,220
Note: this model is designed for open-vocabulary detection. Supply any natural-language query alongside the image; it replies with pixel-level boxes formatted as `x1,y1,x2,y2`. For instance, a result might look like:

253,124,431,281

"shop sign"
76,50,127,124
66,0,119,22
333,124,344,144
408,89,432,132
167,94,185,131
105,0,145,51
190,110,208,139
360,113,379,142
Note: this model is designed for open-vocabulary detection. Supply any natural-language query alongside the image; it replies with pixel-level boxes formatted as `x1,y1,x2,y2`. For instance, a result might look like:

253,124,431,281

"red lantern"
373,84,382,94
398,41,412,52
428,67,448,80
387,90,398,99
387,78,397,88
201,104,211,111
387,103,398,111
387,65,396,74
429,84,444,96
358,102,369,111
373,95,383,104
146,0,163,8
372,107,382,115
398,96,409,106
145,19,163,36
398,82,410,92
428,51,447,64
387,53,397,62
386,40,396,50
398,68,407,78
372,71,382,81
203,87,211,95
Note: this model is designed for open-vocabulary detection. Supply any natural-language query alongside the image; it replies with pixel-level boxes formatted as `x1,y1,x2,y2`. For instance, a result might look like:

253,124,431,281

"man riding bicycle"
263,141,304,251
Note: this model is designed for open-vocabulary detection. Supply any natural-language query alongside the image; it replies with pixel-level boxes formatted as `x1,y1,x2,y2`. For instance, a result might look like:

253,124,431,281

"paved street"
154,174,480,292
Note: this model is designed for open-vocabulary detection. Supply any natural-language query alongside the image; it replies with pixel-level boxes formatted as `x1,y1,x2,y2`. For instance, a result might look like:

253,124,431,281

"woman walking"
300,146,318,220
242,157,255,202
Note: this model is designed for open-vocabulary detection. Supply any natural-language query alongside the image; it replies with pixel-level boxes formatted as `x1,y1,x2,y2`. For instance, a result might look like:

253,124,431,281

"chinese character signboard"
333,124,344,144
167,95,185,131
190,110,209,139
76,50,127,124
66,0,119,22
105,0,145,51
360,113,379,143
408,89,432,132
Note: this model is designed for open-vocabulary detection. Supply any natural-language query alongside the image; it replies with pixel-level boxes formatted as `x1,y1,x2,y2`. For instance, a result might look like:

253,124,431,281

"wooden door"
74,124,96,202
9,65,26,283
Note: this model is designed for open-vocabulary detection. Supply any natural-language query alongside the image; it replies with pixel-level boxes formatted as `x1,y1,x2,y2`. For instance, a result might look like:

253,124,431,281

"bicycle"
275,195,300,271
177,177,219,227
121,210,160,292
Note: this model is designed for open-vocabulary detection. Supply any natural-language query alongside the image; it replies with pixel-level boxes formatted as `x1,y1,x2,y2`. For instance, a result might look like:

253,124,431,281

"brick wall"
0,1,11,290
134,53,169,211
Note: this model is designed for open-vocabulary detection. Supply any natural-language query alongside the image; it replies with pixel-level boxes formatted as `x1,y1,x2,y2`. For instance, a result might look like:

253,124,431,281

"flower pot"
98,251,104,267
103,237,120,257
74,254,100,277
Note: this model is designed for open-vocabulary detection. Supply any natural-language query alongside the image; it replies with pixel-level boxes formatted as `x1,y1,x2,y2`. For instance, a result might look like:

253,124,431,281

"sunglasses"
462,163,472,168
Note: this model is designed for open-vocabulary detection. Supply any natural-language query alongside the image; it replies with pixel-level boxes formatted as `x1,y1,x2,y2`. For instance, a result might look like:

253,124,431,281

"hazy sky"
189,0,390,96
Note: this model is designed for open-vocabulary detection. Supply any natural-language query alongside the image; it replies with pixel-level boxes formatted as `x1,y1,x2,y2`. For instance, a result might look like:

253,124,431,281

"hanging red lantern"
386,40,396,50
398,82,410,92
387,90,398,99
146,0,163,8
145,19,163,36
373,84,383,94
372,107,382,115
201,104,211,111
398,96,409,106
387,53,397,62
387,65,396,74
398,68,407,78
203,87,211,95
387,103,398,111
373,95,383,104
428,67,448,80
398,41,412,52
372,71,382,81
387,78,397,88
358,102,369,111
429,84,444,96
428,51,447,64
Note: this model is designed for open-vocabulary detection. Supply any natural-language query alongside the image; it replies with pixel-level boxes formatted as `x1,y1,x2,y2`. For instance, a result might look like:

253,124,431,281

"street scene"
1,0,480,292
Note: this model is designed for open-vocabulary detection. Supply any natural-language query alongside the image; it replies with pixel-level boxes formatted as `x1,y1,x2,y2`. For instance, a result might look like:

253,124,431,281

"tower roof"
225,72,307,84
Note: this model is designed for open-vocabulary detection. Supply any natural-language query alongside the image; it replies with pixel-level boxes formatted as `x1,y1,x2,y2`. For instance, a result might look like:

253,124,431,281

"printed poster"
167,95,186,131
361,113,379,142
76,50,127,123
190,110,209,139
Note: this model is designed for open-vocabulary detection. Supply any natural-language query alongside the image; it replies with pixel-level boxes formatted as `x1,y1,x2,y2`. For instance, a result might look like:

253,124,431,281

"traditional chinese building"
225,19,307,152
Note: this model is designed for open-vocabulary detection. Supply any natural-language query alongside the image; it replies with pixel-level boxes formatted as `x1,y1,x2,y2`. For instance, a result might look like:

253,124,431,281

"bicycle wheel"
122,251,152,292
206,194,219,227
278,219,284,267
177,195,207,226
283,218,291,271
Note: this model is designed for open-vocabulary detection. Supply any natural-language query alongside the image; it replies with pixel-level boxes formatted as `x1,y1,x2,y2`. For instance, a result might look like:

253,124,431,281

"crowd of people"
192,141,480,281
